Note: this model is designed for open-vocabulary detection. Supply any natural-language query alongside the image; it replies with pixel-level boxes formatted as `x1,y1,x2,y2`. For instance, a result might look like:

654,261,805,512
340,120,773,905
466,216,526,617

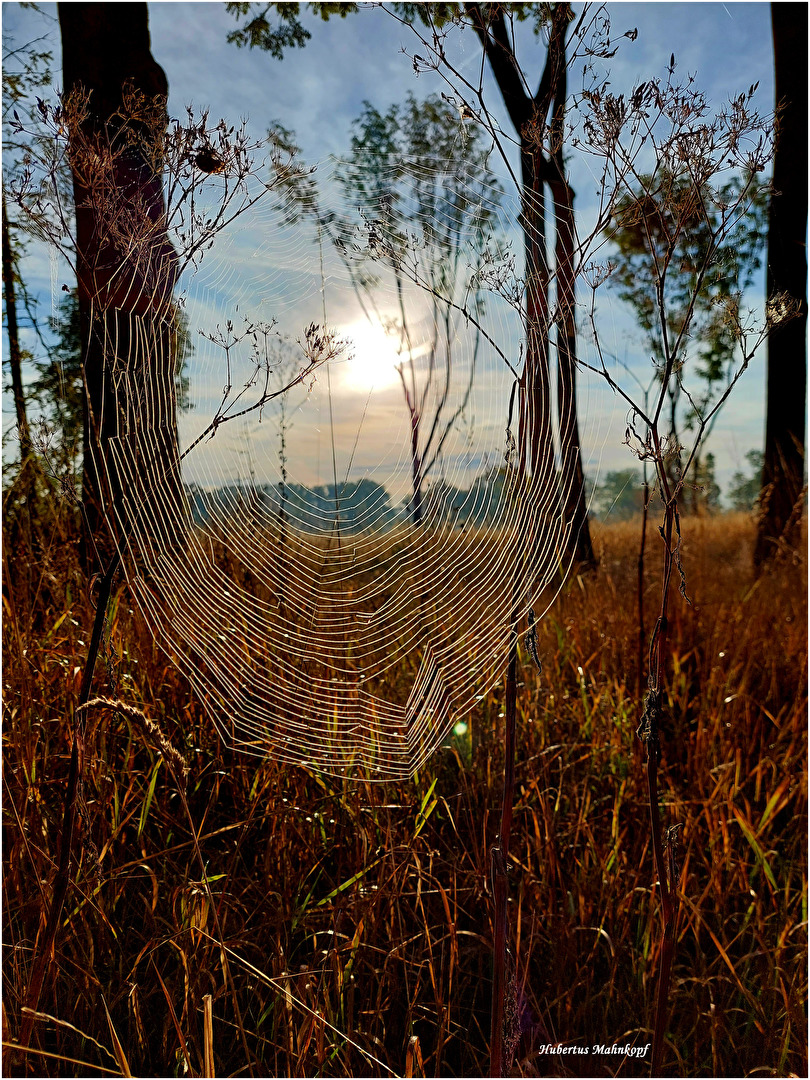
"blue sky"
2,1,778,503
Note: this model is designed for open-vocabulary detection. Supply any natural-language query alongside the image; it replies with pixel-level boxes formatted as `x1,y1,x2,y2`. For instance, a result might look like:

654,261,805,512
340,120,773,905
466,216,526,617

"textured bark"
552,172,595,568
59,2,183,566
2,192,32,465
754,3,808,567
465,3,594,566
550,45,595,570
520,142,554,494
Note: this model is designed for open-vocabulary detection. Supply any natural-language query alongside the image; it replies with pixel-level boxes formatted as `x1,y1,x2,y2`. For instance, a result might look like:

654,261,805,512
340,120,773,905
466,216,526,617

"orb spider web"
85,136,598,780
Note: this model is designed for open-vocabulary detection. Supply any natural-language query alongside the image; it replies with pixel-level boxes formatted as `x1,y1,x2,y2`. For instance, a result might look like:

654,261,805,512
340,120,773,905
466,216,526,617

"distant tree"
728,450,764,512
754,3,807,567
687,452,721,514
422,478,469,522
260,477,395,532
336,93,497,524
607,168,768,505
2,22,57,474
29,289,83,475
26,288,193,480
2,193,32,469
592,467,646,521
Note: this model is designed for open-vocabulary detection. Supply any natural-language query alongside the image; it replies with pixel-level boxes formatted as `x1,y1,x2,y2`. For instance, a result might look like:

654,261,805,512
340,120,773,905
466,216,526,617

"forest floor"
3,502,807,1078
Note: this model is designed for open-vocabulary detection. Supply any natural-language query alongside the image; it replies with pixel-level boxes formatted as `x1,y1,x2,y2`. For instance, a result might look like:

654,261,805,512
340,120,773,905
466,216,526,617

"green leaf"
733,807,777,890
137,758,162,839
315,858,382,907
414,777,438,838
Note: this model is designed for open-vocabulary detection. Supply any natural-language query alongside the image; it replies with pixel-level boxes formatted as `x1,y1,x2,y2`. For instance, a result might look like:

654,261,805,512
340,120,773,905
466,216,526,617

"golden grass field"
2,499,807,1077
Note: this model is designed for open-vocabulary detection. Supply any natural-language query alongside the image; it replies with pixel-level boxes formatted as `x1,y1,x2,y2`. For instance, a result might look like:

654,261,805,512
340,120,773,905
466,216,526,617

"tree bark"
551,171,595,568
754,3,808,567
520,139,554,495
59,2,184,568
466,3,594,568
549,34,595,569
2,192,33,466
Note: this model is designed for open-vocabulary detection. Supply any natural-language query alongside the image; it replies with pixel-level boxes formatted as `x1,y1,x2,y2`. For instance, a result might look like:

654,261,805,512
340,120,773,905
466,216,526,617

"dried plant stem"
173,776,256,1076
17,549,121,1055
490,622,518,1078
2,193,32,468
636,475,650,702
641,493,681,1077
202,994,215,1079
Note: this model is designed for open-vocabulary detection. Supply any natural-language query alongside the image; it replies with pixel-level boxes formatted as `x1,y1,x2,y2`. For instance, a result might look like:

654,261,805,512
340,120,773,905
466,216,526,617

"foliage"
2,9,69,471
607,170,768,380
592,467,646,521
686,450,721,513
226,2,360,56
339,92,500,277
23,289,195,480
2,9,55,145
593,459,722,521
24,289,83,474
225,2,583,60
728,449,764,511
1,40,52,112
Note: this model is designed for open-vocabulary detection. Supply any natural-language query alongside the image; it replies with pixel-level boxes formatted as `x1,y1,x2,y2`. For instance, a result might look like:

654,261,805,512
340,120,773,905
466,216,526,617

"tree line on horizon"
187,450,766,536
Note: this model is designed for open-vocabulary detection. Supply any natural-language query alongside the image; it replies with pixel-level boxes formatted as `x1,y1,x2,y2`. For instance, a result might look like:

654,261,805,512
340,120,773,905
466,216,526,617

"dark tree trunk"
400,371,424,526
551,172,595,568
466,3,594,568
409,410,424,526
754,3,808,567
2,192,33,466
550,41,595,570
59,2,184,568
520,142,554,496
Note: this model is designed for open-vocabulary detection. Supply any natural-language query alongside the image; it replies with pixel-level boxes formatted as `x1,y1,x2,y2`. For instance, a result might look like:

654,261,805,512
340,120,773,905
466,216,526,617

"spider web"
88,137,607,780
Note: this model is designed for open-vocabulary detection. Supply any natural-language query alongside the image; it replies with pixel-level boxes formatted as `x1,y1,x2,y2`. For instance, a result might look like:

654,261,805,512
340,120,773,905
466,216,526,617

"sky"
2,1,779,507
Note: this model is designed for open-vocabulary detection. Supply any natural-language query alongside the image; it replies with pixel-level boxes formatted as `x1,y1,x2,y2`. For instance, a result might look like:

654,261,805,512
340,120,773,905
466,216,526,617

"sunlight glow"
340,320,405,391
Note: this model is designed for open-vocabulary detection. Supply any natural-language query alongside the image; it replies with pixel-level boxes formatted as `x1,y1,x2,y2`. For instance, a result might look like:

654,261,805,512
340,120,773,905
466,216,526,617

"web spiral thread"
85,139,594,780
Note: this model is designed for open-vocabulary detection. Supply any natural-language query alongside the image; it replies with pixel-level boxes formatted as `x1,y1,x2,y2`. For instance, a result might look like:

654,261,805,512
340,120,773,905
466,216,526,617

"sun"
340,320,405,392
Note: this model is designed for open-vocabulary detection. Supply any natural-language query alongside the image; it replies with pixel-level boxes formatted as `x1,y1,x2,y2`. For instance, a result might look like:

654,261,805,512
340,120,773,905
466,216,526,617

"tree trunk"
2,192,33,466
520,142,554,503
551,172,595,568
59,2,185,569
754,3,808,567
466,3,592,565
550,38,595,570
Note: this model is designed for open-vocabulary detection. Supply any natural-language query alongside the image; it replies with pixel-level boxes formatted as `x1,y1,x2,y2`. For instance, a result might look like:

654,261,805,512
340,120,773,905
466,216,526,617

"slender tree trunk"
2,193,33,466
549,17,595,569
410,408,424,526
398,365,425,525
520,143,555,505
467,3,593,564
59,2,184,568
553,177,595,568
754,2,808,567
549,55,595,569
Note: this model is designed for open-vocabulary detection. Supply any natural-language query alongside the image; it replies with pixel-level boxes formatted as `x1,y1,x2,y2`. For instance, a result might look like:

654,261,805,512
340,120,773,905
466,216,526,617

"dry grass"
2,494,807,1077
